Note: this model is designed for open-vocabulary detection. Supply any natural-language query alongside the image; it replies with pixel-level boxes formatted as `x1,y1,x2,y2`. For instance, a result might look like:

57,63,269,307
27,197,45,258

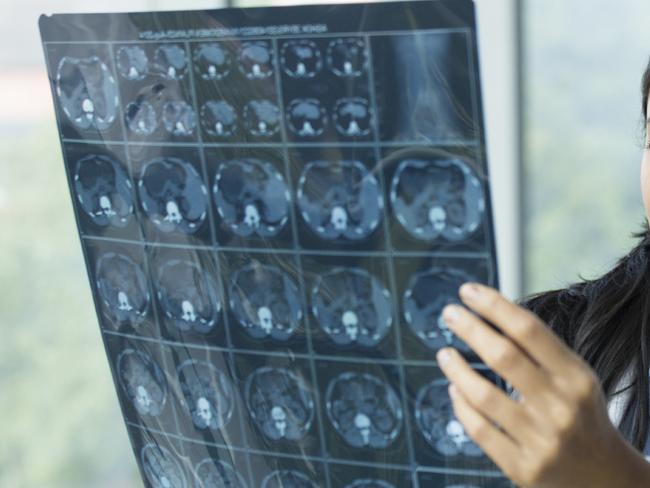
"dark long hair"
521,57,650,450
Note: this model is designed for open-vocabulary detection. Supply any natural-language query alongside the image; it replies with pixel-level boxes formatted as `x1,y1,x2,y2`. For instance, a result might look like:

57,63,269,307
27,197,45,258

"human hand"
437,283,650,488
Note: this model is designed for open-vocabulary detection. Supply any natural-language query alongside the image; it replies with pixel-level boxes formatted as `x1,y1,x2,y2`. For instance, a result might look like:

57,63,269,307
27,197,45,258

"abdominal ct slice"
156,259,221,334
325,372,403,449
74,154,134,227
125,100,157,135
201,100,237,137
56,55,118,131
390,158,484,241
281,40,322,78
213,158,290,238
327,38,367,77
154,43,188,80
415,379,484,458
194,42,231,80
311,268,392,347
195,458,248,488
286,98,327,138
245,367,315,441
344,481,396,488
262,470,317,488
229,263,302,341
117,348,167,417
95,252,149,326
238,41,274,79
116,45,148,80
244,99,280,137
141,444,187,488
297,160,383,241
403,267,476,353
138,157,209,234
177,360,234,431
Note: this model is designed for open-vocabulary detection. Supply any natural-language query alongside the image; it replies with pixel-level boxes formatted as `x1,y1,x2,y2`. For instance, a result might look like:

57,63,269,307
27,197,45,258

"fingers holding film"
441,303,551,400
436,347,536,444
447,383,523,483
457,283,578,374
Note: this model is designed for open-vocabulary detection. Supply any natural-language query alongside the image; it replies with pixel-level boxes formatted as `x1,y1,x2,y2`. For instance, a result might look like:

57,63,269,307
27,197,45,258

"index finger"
458,282,578,375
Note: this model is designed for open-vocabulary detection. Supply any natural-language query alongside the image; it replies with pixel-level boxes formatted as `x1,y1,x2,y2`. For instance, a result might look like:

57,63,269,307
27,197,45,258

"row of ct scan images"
69,149,488,252
52,38,372,136
109,333,506,474
92,241,492,359
132,427,512,488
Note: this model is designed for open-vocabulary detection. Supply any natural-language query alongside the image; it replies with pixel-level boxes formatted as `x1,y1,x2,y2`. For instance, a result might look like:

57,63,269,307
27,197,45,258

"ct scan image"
41,1,506,486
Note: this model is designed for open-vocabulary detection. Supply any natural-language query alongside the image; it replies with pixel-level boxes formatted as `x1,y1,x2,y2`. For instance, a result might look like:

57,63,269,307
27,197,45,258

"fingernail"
449,383,458,399
442,304,461,323
460,282,482,300
437,348,452,366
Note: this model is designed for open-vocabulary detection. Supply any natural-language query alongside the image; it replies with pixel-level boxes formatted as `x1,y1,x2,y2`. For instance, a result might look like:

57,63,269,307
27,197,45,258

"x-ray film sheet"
39,1,509,486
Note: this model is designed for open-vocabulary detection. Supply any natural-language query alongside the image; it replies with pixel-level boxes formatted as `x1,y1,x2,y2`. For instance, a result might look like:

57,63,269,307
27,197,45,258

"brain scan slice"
95,252,149,325
194,43,232,80
176,359,234,430
344,480,396,488
244,99,280,137
141,444,187,488
229,263,302,341
118,348,167,416
201,100,237,137
125,99,157,135
55,55,118,131
238,41,274,79
280,40,322,78
138,157,209,234
311,268,392,347
245,367,315,441
195,459,248,488
390,158,485,241
286,98,327,137
116,45,148,80
73,154,134,227
154,43,188,80
416,379,484,458
261,470,317,488
403,267,476,352
156,259,221,333
325,372,403,448
297,160,383,241
334,97,373,137
213,159,290,238
162,101,197,136
327,38,367,77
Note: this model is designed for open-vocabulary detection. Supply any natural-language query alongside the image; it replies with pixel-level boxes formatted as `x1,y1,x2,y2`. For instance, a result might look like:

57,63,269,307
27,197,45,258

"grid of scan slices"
46,28,509,488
